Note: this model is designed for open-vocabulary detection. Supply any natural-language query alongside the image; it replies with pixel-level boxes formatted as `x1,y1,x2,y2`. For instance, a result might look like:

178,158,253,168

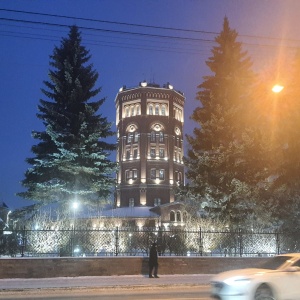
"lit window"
155,105,159,115
133,169,138,179
127,133,133,143
161,105,166,116
131,106,134,116
159,169,165,180
150,169,156,179
150,148,156,158
125,107,129,117
136,105,140,115
149,105,153,115
154,198,161,206
159,148,164,158
129,198,134,207
125,170,131,180
134,132,139,143
150,131,156,142
126,149,131,159
159,132,164,143
133,148,138,158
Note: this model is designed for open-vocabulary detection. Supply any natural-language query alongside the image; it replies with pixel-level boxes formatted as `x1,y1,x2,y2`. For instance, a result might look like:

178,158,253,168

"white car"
211,253,300,300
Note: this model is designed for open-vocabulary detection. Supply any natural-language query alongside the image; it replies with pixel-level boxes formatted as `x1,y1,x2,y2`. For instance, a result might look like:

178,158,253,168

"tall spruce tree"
266,50,300,228
18,26,116,208
185,17,268,225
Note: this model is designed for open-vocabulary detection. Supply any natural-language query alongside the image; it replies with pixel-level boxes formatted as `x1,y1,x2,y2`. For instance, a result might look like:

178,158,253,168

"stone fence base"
0,256,270,279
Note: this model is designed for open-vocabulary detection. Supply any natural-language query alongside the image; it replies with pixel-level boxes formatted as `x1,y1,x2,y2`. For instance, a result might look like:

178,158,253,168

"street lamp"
71,201,79,257
72,201,79,228
272,84,284,93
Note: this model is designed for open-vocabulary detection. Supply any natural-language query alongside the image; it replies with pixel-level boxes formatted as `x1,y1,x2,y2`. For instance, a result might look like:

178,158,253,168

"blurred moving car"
211,253,300,300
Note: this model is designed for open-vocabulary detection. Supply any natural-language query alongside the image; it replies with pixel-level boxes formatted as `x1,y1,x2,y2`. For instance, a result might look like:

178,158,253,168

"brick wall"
0,256,270,279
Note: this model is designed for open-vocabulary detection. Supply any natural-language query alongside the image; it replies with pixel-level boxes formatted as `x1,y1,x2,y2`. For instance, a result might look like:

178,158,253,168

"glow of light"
129,179,133,184
272,84,284,93
119,86,123,92
73,201,79,210
168,84,173,90
141,81,147,87
170,179,174,185
155,179,160,184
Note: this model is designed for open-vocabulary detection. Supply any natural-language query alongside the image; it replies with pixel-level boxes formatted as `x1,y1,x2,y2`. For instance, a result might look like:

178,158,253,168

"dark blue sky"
1,0,300,209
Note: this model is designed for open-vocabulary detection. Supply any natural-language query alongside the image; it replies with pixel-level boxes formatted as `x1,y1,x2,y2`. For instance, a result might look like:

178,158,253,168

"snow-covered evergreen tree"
185,17,268,226
18,26,116,208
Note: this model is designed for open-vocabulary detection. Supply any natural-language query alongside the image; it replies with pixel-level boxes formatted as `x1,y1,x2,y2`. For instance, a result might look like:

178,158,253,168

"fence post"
238,227,243,257
21,226,26,257
199,227,203,256
276,230,280,255
115,227,119,256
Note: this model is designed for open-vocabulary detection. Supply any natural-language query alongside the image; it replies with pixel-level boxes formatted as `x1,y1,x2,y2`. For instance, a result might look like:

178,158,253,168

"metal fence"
1,227,299,258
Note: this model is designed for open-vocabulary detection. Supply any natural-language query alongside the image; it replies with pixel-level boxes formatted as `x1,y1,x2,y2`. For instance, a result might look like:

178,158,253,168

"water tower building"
115,81,185,209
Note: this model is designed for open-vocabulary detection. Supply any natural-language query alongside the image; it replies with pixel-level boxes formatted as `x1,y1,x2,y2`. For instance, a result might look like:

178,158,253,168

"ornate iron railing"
0,227,299,257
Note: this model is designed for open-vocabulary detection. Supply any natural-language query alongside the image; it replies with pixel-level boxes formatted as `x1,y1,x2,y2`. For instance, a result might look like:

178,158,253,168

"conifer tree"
185,17,267,225
18,26,116,208
267,50,300,228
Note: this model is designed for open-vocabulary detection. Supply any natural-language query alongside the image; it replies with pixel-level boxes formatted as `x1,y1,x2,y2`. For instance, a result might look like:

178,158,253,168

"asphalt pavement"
0,274,213,290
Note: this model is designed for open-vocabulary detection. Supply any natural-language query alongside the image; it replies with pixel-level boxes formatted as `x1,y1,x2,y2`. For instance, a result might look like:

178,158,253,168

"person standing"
149,242,159,278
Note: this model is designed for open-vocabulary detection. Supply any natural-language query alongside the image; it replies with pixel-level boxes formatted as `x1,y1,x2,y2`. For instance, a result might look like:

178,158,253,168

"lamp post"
72,201,79,257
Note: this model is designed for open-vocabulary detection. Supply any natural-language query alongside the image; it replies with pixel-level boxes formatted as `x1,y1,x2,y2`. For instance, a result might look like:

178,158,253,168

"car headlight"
224,276,251,286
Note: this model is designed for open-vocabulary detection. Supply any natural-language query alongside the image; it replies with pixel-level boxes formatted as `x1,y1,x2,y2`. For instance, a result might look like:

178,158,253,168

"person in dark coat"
149,242,159,278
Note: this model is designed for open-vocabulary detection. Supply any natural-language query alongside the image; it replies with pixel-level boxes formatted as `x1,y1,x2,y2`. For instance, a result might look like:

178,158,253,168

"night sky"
1,0,300,209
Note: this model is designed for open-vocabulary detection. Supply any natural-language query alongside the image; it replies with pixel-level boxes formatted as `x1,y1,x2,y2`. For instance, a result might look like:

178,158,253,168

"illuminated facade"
115,81,185,208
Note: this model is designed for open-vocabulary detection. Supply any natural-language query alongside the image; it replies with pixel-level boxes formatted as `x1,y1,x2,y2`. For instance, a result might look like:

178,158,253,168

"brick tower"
115,81,185,208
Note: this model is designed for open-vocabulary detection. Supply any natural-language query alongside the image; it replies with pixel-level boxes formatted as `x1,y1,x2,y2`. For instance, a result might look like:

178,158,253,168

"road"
0,286,211,299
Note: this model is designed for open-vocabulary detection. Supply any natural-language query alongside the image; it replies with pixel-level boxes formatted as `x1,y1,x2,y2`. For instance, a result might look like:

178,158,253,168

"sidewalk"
0,274,213,290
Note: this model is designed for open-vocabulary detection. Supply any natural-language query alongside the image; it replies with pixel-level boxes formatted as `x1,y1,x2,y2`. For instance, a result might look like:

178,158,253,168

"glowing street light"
72,201,79,226
272,84,284,93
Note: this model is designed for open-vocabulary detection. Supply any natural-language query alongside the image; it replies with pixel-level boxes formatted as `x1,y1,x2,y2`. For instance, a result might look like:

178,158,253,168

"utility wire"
0,17,214,43
1,8,300,43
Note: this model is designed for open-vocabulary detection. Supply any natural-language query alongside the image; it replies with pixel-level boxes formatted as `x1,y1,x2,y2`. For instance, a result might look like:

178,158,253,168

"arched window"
149,105,153,115
177,172,182,183
136,104,140,115
161,105,166,116
125,107,129,117
155,105,159,115
159,132,164,143
134,132,139,143
127,133,133,143
131,106,135,116
150,131,156,142
176,211,181,222
170,211,175,222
